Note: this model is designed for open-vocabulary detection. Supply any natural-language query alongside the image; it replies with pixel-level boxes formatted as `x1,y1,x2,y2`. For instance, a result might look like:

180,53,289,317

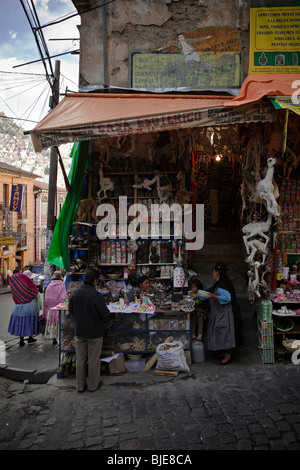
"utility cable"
39,0,117,31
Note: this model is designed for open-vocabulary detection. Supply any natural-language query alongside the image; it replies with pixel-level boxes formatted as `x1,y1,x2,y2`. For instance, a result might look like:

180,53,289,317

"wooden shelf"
136,262,176,266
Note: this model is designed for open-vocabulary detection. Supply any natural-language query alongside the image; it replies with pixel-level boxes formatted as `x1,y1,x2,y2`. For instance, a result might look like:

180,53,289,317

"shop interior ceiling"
89,124,242,172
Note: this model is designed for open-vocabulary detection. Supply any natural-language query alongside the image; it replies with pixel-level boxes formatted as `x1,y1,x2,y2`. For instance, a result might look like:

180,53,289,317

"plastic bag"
156,340,190,372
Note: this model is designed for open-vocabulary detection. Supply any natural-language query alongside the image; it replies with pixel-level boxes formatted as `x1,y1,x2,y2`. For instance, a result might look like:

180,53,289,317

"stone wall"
72,0,250,90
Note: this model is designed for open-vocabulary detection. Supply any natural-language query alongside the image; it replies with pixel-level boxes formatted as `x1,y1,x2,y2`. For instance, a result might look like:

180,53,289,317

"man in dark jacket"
69,268,110,392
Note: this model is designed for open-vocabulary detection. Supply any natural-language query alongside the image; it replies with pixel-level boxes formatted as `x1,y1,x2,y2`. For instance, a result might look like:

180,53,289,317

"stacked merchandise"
257,299,274,364
100,240,131,264
277,179,300,254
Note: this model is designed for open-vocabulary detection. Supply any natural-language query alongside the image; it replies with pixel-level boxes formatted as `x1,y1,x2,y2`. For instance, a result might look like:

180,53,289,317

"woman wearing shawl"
194,262,243,364
8,270,40,347
43,271,67,345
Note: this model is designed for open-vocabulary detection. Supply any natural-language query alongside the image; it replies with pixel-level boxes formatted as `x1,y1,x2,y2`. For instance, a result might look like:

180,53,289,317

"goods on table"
118,336,146,351
273,306,299,316
132,304,155,313
180,299,195,312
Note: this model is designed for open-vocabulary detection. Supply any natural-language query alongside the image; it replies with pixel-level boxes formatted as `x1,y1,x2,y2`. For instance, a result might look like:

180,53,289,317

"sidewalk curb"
0,364,58,384
0,288,11,295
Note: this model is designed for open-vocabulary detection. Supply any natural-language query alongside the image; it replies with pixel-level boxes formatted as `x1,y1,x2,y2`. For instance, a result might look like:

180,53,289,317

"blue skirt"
8,298,39,338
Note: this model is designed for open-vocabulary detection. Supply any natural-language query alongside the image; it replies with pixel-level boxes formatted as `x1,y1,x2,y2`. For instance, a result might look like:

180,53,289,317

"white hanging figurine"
133,175,157,191
255,157,280,218
97,163,114,201
247,261,261,301
245,237,268,266
242,213,272,257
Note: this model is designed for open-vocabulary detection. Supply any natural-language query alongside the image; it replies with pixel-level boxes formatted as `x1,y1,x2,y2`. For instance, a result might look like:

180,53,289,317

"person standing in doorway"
68,268,110,393
193,262,242,364
206,262,242,364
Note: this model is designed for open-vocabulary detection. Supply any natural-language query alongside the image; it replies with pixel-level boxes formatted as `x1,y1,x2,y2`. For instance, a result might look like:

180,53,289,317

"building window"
42,195,48,217
18,184,27,220
41,228,47,251
3,184,9,207
3,184,12,231
58,196,64,214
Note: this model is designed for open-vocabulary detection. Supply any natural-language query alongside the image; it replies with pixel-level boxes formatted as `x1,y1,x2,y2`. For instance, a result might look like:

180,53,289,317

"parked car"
23,264,45,292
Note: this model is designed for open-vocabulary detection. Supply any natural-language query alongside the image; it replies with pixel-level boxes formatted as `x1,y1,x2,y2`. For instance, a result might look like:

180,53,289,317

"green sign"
130,51,242,89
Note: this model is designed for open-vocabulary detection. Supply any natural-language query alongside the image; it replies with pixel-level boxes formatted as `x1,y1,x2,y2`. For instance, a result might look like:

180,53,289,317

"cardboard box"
108,354,126,375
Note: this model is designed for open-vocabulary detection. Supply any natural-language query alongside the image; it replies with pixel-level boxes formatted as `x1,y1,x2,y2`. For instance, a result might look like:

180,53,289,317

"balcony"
16,234,28,251
17,211,28,222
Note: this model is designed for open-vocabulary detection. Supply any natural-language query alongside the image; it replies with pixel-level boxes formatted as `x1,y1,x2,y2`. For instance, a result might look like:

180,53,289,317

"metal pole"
102,0,108,88
47,60,60,233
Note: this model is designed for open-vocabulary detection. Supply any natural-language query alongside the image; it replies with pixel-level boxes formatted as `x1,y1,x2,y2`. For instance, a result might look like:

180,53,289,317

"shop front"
28,75,300,370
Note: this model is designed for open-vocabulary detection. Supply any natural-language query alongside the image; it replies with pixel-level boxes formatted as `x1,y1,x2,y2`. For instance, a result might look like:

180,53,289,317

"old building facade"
0,162,37,284
72,0,250,91
0,164,67,286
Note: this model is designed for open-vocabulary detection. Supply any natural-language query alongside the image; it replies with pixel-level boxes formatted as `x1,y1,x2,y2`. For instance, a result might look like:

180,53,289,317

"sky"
0,0,80,131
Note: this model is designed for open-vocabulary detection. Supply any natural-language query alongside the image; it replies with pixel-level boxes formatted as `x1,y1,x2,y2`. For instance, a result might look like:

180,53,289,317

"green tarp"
47,141,90,269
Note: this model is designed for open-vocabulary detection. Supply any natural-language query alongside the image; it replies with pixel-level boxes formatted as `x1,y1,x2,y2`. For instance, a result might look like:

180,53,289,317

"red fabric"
9,273,38,305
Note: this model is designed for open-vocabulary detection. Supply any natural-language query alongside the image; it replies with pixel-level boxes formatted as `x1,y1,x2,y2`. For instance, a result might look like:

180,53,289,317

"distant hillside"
0,112,26,138
0,112,73,186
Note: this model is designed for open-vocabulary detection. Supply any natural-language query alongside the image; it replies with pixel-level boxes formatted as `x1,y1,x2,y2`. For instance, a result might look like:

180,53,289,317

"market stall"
27,75,300,367
53,288,194,378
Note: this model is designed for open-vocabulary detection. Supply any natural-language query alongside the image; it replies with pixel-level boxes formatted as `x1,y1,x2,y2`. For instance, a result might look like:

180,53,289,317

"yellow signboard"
249,0,300,74
0,236,14,245
269,96,300,114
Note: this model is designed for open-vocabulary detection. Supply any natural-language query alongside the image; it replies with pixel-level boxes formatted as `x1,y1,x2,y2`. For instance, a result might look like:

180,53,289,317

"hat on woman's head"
213,262,228,272
23,270,33,279
52,271,63,280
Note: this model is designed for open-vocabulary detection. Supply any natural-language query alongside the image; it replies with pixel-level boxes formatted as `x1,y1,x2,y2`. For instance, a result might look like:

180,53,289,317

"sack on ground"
156,340,190,373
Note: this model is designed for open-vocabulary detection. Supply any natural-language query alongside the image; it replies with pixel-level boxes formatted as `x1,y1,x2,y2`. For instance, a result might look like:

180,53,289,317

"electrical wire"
0,116,38,124
0,70,46,77
0,78,47,99
39,0,117,31
0,79,50,148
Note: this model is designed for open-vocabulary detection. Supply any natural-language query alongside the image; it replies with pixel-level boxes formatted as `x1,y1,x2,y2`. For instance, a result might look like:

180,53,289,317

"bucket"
192,340,205,363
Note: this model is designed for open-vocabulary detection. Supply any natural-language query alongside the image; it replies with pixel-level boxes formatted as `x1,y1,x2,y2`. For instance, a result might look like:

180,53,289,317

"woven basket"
126,353,143,360
274,317,295,332
107,273,122,280
282,339,300,352
180,300,195,313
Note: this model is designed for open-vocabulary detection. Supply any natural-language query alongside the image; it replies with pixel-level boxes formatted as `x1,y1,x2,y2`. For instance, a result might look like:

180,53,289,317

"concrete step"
199,242,243,257
190,228,247,294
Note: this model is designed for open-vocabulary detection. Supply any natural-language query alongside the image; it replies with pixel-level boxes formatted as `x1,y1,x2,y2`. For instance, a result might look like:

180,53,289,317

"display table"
103,306,192,357
53,300,192,377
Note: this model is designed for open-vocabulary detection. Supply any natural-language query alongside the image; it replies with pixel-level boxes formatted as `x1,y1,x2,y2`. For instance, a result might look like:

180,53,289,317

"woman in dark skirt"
195,262,243,364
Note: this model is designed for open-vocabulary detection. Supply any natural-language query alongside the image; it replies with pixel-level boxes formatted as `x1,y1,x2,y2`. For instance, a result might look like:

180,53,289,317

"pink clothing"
43,280,67,319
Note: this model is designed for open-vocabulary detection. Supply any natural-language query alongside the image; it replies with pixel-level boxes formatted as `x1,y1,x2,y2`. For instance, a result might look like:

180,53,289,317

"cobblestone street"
1,361,299,451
